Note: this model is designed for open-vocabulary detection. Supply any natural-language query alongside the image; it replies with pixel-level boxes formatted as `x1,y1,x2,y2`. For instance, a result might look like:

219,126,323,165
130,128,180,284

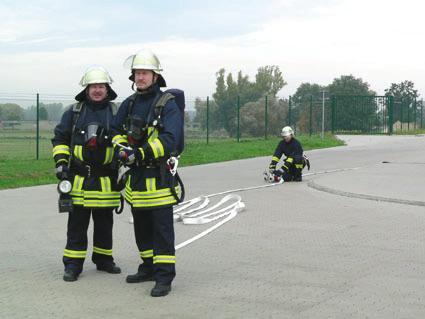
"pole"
309,95,313,136
421,99,423,129
206,96,209,144
331,96,335,134
264,95,268,140
36,93,40,160
388,96,394,135
288,96,292,127
321,91,325,139
408,99,411,131
237,95,240,142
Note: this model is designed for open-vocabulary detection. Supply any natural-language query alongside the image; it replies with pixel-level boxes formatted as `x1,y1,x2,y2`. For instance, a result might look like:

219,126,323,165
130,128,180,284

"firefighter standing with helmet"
112,49,183,297
52,66,122,282
268,126,310,182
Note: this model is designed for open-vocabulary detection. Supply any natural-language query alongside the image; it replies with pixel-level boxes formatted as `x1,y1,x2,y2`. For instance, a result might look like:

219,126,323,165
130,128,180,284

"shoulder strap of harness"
109,102,118,116
68,102,84,168
127,93,138,117
154,92,174,117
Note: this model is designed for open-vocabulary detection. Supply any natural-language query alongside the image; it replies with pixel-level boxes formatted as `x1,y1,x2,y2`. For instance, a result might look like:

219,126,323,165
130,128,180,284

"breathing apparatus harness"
57,101,124,214
120,91,185,203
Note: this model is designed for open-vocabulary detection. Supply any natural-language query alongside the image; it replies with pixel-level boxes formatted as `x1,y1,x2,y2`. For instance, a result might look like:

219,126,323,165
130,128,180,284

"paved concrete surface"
1,135,425,319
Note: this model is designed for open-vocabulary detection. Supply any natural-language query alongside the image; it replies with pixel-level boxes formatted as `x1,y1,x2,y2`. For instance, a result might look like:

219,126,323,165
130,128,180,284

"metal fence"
0,93,424,160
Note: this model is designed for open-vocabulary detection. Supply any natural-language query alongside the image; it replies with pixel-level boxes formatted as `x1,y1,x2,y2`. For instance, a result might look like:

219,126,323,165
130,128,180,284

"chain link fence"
1,93,424,160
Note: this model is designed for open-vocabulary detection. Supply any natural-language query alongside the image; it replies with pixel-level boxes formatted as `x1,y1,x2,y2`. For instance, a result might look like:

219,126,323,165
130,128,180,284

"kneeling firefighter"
111,49,184,297
268,126,310,182
52,66,122,282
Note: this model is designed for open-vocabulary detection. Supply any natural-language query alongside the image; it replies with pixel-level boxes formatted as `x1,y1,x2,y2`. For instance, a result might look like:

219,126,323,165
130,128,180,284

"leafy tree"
291,83,327,133
328,75,377,132
385,80,420,123
206,66,286,136
0,103,24,121
39,107,48,120
240,97,288,137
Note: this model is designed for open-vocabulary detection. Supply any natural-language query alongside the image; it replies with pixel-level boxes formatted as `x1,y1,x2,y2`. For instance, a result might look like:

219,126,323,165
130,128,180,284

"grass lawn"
0,134,344,190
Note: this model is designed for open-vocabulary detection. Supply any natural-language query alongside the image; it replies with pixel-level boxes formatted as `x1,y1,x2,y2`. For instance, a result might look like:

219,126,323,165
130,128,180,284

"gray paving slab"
1,135,425,319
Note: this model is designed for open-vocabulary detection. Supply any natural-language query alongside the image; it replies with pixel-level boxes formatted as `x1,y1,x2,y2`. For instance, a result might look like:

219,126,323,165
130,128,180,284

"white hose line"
128,165,364,250
175,206,240,250
174,181,285,250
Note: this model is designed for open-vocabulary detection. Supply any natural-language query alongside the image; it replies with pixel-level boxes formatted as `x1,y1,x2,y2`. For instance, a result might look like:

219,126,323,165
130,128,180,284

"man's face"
88,84,108,102
134,69,157,90
283,135,292,142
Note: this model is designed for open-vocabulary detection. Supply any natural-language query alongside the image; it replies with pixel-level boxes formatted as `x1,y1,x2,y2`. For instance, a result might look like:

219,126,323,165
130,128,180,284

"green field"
0,133,343,190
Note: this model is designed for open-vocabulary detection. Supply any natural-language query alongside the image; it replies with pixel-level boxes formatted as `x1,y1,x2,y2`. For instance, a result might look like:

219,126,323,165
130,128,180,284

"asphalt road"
1,135,424,319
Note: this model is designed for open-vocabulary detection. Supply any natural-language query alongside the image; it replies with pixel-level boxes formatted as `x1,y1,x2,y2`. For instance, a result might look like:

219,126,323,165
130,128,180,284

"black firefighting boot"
126,268,154,283
150,283,172,297
96,262,121,274
63,269,79,282
293,175,302,182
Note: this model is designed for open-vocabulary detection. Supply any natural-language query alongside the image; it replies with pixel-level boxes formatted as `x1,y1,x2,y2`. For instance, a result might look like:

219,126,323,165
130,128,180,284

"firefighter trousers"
132,206,176,285
63,206,115,274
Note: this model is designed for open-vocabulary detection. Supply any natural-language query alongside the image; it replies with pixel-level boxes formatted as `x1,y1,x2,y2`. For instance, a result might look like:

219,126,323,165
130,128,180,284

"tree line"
0,71,420,136
0,102,65,122
194,68,421,136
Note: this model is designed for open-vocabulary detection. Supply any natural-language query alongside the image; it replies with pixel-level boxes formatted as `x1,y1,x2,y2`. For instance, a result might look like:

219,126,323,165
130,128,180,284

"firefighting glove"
117,148,136,165
273,169,283,177
56,165,70,180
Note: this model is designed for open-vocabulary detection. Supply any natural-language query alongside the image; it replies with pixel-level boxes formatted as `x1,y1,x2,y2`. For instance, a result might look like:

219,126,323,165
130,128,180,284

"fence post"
331,96,335,134
288,96,292,127
264,95,268,140
407,100,410,131
421,99,423,129
388,96,394,135
36,93,40,160
321,90,325,139
309,95,313,136
414,98,417,130
237,95,240,142
206,96,209,144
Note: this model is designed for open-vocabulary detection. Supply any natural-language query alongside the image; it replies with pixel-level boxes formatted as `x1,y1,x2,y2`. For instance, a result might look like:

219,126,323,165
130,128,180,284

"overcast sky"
0,0,424,103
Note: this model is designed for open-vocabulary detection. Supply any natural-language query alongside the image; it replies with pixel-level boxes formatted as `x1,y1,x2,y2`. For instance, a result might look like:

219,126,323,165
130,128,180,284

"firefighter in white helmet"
52,66,122,282
112,49,184,297
268,126,309,182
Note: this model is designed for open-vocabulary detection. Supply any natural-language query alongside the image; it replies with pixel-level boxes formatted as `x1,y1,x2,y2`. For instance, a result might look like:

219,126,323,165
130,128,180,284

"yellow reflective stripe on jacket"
153,255,176,264
112,134,128,146
129,195,177,208
83,191,120,199
53,144,70,156
146,178,156,192
73,145,84,161
286,157,294,163
126,186,180,200
271,156,280,163
93,246,113,256
63,249,86,259
138,147,145,160
100,177,112,193
83,200,121,207
148,138,165,159
140,249,154,258
71,175,85,205
71,175,85,196
295,164,303,169
103,147,114,165
147,127,158,141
